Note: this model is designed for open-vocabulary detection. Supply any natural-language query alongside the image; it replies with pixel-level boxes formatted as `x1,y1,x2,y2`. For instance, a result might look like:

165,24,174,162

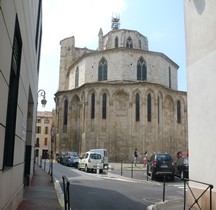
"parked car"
78,151,104,173
57,152,65,164
147,153,175,181
62,151,79,167
174,157,189,179
90,148,108,168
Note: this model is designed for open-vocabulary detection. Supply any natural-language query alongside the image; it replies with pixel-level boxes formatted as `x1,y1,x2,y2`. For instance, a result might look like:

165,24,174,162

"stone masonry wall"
55,82,187,162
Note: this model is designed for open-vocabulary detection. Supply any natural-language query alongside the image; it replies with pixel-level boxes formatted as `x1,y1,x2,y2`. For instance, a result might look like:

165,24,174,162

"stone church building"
55,18,187,162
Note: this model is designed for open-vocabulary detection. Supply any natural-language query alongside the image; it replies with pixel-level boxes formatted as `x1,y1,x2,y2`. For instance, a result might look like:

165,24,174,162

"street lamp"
35,89,47,171
37,89,47,107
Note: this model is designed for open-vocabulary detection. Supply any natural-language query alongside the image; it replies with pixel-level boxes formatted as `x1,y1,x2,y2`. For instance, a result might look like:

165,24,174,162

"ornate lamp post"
37,89,47,107
35,89,47,170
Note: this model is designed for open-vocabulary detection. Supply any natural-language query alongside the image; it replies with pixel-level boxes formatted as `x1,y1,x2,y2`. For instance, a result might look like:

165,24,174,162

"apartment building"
0,0,42,209
35,111,55,162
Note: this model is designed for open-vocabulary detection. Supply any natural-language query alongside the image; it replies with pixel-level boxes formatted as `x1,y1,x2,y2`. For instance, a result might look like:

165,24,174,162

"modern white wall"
185,0,216,208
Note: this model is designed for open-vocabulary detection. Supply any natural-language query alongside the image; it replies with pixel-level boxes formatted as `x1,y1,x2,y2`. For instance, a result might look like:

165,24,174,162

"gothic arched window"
147,93,151,122
126,36,133,48
98,57,107,81
91,93,95,119
137,57,147,81
177,100,181,123
75,67,79,88
102,93,107,119
63,99,68,132
115,36,119,48
136,93,140,121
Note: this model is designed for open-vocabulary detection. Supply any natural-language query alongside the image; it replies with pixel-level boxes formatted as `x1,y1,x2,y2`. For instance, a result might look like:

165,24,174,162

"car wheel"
180,171,184,179
78,163,81,170
184,171,188,179
75,162,78,168
171,173,175,181
85,165,89,173
151,170,155,180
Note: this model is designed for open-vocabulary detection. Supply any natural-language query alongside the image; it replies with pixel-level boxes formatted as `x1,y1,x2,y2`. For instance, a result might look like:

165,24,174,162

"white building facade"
0,0,42,209
185,1,216,209
55,21,188,162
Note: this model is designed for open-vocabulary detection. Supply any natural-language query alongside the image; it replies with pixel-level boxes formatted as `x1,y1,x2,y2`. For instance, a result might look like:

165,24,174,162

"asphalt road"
48,162,185,210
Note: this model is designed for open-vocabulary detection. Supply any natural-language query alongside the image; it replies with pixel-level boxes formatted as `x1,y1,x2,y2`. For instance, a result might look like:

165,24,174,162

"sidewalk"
16,165,63,210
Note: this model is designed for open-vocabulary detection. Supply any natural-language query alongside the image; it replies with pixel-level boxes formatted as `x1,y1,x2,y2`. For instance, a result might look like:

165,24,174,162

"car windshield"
157,154,172,161
69,152,78,157
90,153,101,159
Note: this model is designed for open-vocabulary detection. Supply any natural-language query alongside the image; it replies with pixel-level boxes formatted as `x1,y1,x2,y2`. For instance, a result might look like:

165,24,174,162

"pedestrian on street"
143,151,147,167
134,148,138,166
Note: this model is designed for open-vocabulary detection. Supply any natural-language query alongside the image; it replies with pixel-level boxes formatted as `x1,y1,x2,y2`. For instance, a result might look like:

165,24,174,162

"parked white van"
90,149,108,168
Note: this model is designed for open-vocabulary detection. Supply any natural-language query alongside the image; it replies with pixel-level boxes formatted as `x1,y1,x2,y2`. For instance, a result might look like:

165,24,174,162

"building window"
139,40,141,49
137,57,147,81
147,93,151,122
45,126,48,134
36,126,41,133
91,93,95,119
44,118,49,124
64,99,68,125
4,15,22,168
35,149,39,157
102,93,107,119
35,0,42,73
177,100,181,123
136,93,140,121
63,99,68,132
44,138,48,146
35,0,42,51
169,66,171,88
98,57,107,81
126,36,133,48
115,36,119,48
75,67,79,87
35,138,40,147
37,118,41,123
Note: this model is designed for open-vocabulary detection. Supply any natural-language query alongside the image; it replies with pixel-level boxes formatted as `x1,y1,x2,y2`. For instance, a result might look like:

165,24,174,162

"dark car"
147,153,175,181
57,152,65,164
174,157,189,179
62,151,79,167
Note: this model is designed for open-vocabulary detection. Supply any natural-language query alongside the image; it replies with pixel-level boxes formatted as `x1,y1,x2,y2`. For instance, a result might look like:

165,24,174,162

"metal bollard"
62,176,71,210
108,164,111,176
44,159,46,171
121,161,123,176
131,161,133,178
96,164,99,174
163,175,166,202
39,156,42,168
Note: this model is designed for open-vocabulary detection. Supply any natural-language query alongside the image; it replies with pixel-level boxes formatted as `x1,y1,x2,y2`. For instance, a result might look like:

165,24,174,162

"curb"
54,177,64,209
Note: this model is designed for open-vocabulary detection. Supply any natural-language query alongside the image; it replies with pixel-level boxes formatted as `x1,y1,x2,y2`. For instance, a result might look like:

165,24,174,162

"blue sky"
38,0,186,111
